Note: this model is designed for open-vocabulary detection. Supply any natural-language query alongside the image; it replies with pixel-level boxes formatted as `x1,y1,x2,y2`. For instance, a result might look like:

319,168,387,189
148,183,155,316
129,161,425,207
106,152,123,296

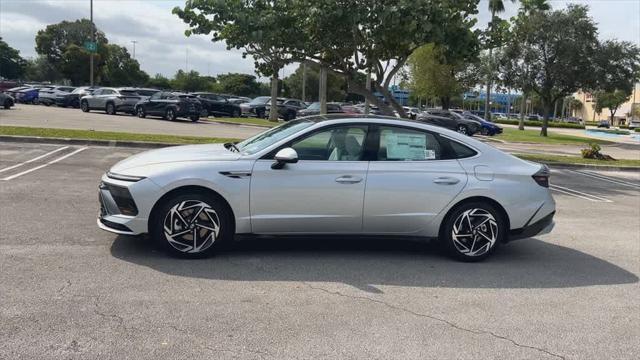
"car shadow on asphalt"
110,235,638,293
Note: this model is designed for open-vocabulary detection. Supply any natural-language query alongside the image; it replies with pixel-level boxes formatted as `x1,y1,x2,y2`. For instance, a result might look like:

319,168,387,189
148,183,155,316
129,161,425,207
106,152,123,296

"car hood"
111,143,240,172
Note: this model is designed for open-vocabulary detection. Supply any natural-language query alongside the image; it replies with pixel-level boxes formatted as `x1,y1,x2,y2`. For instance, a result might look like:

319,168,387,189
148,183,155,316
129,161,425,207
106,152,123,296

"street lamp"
131,40,138,59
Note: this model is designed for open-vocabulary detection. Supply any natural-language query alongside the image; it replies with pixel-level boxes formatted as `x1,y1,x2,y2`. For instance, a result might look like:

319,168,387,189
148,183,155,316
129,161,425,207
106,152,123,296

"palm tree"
484,0,513,121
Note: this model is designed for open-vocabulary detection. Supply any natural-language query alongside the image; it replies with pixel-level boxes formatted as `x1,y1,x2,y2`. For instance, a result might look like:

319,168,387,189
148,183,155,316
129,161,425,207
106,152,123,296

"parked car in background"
265,98,307,121
563,117,581,124
98,115,555,261
527,114,543,121
227,96,251,105
626,119,640,130
57,86,99,108
0,93,15,109
597,120,610,129
80,88,142,115
8,86,40,104
240,96,271,118
420,109,482,135
462,112,503,136
492,113,509,120
131,88,160,100
192,92,242,118
135,91,202,122
297,102,344,117
403,106,420,119
38,86,75,106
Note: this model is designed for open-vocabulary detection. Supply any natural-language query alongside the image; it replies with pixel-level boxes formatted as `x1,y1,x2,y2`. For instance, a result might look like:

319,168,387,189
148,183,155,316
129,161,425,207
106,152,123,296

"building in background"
373,85,411,106
573,83,640,124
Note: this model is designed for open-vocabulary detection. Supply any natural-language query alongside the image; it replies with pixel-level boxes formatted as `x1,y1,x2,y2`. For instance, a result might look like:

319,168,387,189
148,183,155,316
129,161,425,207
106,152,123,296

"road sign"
84,41,97,53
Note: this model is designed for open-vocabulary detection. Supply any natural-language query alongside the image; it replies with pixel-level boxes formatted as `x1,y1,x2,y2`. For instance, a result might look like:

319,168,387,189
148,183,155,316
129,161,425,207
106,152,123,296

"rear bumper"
508,211,555,241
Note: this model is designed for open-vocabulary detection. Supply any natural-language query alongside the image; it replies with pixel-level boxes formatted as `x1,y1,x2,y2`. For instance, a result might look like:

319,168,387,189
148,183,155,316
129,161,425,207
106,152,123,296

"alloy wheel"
457,125,468,135
137,107,145,118
451,208,498,257
163,200,220,254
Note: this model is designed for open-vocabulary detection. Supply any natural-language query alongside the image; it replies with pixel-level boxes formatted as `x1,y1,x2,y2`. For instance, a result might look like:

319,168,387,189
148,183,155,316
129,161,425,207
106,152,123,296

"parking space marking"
549,184,613,202
0,146,69,174
1,147,88,181
569,170,640,189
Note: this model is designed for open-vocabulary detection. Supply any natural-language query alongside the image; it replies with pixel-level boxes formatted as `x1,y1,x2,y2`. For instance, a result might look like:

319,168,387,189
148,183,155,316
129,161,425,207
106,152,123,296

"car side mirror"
271,147,298,169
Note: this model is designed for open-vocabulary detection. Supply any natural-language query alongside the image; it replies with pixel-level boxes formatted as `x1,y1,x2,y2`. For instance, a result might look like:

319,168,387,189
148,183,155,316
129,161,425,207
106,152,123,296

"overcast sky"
1,0,639,80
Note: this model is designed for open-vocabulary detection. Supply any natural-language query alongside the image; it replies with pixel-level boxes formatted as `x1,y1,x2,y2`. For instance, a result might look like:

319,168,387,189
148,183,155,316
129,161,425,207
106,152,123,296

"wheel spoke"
451,208,498,257
163,200,220,254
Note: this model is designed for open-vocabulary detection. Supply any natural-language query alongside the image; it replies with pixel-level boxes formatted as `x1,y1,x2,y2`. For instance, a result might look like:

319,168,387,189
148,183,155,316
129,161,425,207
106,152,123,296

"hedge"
493,119,585,129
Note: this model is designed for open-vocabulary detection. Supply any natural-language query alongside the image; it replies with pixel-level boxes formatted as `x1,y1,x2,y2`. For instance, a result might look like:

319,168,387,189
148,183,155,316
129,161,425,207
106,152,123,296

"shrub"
581,143,616,161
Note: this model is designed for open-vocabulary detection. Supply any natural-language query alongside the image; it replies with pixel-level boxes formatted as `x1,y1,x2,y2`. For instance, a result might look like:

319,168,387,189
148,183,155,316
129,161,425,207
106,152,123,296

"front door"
250,124,370,234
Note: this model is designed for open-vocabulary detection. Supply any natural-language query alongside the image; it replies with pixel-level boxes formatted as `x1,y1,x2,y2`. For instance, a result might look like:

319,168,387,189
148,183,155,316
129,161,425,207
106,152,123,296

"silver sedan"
98,115,555,261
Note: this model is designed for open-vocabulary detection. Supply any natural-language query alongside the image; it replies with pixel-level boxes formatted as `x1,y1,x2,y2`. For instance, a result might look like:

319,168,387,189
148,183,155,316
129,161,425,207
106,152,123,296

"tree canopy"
0,37,27,79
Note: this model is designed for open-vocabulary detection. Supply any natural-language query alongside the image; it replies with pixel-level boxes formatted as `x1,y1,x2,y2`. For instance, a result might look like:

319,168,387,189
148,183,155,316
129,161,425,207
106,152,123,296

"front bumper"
508,211,555,241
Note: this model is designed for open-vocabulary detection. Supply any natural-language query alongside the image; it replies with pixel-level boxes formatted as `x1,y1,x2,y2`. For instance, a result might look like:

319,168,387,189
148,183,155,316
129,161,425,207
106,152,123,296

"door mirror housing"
272,147,298,169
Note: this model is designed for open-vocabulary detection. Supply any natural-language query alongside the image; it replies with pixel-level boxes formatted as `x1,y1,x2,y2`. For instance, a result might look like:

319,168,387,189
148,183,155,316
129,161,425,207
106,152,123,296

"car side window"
289,126,368,161
377,126,442,161
101,89,114,95
150,92,161,100
92,89,102,96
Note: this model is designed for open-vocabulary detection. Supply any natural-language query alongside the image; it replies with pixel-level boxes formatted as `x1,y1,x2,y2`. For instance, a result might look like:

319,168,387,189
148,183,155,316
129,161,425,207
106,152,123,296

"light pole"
131,40,138,59
89,0,94,86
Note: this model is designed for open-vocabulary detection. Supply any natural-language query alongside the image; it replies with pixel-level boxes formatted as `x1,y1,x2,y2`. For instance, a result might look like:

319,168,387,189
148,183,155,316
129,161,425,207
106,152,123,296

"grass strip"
514,153,640,168
496,128,612,145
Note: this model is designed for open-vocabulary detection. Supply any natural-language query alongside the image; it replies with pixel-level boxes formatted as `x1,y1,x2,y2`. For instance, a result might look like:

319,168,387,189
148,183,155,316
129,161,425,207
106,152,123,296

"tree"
500,5,599,136
595,90,629,125
24,56,62,82
101,44,149,86
174,1,307,121
171,70,216,92
35,19,109,85
483,0,515,121
408,44,479,110
295,0,479,117
146,74,172,89
0,37,27,79
283,63,347,102
216,73,262,97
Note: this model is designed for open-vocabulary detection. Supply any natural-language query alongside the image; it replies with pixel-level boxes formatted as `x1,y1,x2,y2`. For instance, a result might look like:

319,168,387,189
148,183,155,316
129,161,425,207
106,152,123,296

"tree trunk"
364,70,371,115
319,65,327,115
519,93,527,131
540,100,551,137
484,46,494,121
441,97,451,110
269,73,279,122
553,100,559,121
301,62,307,102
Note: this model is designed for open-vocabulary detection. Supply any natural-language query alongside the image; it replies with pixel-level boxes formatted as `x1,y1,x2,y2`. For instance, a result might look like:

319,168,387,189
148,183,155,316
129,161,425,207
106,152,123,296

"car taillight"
532,165,550,188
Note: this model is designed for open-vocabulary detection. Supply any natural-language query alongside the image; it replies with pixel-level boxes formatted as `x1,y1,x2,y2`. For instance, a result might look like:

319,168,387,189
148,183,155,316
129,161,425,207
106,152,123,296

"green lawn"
514,153,640,167
204,117,277,127
496,128,612,145
0,126,239,144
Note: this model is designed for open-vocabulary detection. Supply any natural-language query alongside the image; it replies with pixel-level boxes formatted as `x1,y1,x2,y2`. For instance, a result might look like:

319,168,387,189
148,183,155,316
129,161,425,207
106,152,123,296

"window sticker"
386,132,427,160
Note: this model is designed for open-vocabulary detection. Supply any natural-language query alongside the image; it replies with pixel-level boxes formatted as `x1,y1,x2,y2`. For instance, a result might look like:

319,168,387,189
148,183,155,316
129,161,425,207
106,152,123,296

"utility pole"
185,47,189,72
319,65,327,114
89,0,94,86
131,40,137,59
301,62,307,102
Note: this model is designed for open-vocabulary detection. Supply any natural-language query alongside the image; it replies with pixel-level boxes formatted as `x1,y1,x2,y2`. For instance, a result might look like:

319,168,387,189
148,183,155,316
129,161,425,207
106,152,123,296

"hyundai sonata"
98,115,555,261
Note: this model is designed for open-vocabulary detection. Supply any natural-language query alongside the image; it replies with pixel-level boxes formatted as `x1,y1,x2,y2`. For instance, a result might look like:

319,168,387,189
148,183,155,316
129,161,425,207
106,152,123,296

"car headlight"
107,171,145,182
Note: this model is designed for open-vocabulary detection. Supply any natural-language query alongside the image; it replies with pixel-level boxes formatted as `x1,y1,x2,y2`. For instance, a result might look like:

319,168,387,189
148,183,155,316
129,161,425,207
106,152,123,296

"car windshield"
236,119,316,155
306,102,320,110
249,96,270,105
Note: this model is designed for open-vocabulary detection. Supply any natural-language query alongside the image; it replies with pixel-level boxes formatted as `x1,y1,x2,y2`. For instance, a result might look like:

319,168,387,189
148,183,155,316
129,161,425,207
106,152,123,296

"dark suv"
418,109,482,136
265,98,307,121
135,91,202,122
192,92,242,118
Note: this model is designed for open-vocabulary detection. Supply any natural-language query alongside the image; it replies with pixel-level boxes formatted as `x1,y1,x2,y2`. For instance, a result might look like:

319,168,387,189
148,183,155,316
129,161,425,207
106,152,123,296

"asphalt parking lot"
1,141,639,359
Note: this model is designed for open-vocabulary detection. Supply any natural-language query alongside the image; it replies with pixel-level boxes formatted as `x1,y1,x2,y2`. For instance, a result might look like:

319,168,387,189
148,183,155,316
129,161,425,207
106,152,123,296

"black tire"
136,106,146,118
165,108,177,121
456,124,469,135
190,115,199,122
80,101,89,112
200,108,209,118
256,109,265,119
106,102,116,115
3,101,10,109
44,102,51,107
480,128,489,136
150,191,232,258
231,109,240,118
439,202,505,262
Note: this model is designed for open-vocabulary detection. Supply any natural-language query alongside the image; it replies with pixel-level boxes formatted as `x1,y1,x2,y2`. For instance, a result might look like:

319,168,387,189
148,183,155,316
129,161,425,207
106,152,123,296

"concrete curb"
1,135,638,171
0,135,176,149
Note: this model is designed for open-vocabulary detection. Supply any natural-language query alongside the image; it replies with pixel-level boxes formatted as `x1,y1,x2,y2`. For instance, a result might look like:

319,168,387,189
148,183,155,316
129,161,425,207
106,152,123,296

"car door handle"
433,177,460,185
335,175,363,184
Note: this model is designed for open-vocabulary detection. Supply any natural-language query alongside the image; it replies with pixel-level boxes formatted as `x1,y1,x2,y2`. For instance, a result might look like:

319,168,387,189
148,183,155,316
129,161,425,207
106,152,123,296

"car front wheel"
456,124,469,135
151,192,231,258
136,106,146,118
165,108,177,121
106,103,116,115
80,101,89,112
440,202,504,262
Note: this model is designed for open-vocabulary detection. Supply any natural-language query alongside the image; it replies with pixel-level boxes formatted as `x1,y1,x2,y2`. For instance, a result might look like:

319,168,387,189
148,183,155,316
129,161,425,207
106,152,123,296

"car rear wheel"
80,101,89,112
200,109,209,118
190,115,199,122
151,192,231,258
3,101,11,109
165,108,177,121
106,103,116,115
440,202,504,262
456,124,469,135
136,106,146,118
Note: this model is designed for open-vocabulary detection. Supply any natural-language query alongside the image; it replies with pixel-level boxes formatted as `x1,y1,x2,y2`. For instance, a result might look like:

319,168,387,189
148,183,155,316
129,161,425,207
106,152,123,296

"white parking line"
569,170,640,189
1,147,88,181
0,146,69,173
549,184,613,202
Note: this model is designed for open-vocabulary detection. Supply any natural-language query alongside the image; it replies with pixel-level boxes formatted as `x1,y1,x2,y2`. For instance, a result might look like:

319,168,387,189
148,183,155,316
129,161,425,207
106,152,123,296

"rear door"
362,125,468,234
